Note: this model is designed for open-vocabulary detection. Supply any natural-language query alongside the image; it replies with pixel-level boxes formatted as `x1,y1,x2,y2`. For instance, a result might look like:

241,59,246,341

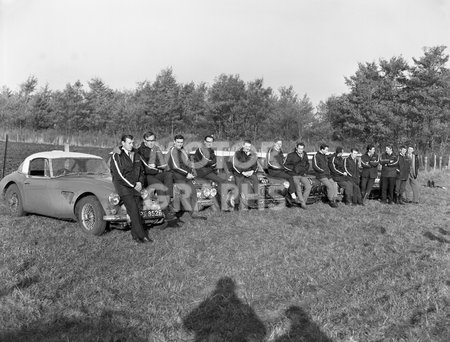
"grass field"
1,142,449,341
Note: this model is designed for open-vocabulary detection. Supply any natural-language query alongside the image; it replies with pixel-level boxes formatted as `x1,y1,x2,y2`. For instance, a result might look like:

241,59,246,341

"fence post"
2,134,8,178
424,156,428,172
433,155,436,171
439,156,443,170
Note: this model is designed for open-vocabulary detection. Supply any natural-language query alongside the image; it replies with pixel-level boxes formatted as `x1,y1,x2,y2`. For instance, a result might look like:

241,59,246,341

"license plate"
140,209,163,218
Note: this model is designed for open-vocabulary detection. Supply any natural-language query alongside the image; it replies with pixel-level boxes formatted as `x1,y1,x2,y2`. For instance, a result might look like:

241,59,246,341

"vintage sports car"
0,151,165,236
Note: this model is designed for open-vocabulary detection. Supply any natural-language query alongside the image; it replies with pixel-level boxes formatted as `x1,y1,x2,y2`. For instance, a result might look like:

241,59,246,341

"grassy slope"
0,143,449,341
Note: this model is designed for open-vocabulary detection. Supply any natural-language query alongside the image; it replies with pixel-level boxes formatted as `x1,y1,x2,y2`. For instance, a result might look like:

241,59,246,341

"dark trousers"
395,179,407,199
145,172,173,197
268,169,296,194
360,177,375,197
335,179,353,203
172,172,198,212
351,180,363,204
234,173,259,199
121,194,147,240
381,177,396,202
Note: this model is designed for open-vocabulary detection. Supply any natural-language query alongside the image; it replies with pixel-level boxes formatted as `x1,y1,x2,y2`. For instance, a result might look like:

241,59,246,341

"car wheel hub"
81,203,96,231
9,194,18,213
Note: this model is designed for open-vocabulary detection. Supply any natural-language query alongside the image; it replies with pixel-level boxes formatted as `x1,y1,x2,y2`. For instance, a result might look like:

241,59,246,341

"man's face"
296,145,305,154
368,147,375,155
386,146,392,154
144,135,156,148
400,147,407,155
407,147,414,154
351,151,358,159
174,139,184,150
204,137,214,148
321,147,329,154
122,138,134,152
274,140,282,151
243,142,252,153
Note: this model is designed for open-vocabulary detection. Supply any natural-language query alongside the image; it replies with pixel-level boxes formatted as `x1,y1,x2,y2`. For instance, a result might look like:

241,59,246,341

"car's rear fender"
1,181,15,197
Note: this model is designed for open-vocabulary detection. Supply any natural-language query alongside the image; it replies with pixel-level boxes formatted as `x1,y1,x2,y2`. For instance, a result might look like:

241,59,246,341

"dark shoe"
132,236,143,243
163,209,177,221
329,200,338,208
291,197,302,206
190,213,207,220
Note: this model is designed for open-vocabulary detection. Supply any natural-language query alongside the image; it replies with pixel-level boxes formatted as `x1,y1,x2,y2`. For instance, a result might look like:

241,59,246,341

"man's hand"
134,182,142,191
186,173,195,180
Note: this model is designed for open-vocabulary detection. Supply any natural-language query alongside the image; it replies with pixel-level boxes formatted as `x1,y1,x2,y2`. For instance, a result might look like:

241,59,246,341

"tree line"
0,46,448,155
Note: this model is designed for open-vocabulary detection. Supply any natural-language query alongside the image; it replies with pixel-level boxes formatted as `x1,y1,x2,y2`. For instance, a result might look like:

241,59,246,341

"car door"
23,158,52,215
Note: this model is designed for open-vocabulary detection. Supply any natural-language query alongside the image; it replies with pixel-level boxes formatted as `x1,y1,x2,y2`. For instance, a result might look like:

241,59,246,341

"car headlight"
196,189,203,198
210,188,217,197
108,193,120,206
141,188,149,199
203,188,211,198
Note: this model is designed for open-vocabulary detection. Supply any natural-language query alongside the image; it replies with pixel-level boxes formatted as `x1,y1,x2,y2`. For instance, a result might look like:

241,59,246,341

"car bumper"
103,212,165,223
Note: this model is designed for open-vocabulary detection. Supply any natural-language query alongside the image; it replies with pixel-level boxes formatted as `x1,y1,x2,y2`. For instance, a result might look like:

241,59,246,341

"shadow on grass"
0,310,147,342
275,306,332,342
183,277,267,342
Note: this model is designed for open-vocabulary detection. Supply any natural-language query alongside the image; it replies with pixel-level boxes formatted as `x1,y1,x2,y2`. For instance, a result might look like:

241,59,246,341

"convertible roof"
19,150,103,174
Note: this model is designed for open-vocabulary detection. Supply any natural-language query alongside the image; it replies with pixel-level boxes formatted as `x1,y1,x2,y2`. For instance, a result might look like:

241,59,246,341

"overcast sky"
1,0,449,106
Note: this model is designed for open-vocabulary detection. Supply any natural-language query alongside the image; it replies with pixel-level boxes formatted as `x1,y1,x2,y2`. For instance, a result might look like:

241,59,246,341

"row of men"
310,143,420,208
109,133,420,242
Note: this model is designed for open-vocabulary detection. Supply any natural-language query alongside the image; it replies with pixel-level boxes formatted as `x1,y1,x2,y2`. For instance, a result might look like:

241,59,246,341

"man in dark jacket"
345,148,363,205
379,144,398,204
284,142,311,209
360,144,379,201
405,145,420,204
312,144,338,207
329,146,353,205
395,145,410,205
168,134,205,219
110,134,151,244
232,140,259,207
192,135,236,210
137,132,173,206
266,139,302,207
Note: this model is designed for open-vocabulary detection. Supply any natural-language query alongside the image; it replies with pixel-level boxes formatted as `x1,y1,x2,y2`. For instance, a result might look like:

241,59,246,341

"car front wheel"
75,196,107,236
5,184,26,217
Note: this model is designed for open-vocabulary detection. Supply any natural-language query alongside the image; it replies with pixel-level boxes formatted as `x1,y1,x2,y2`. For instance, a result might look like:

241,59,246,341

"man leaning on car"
137,131,175,219
110,134,152,244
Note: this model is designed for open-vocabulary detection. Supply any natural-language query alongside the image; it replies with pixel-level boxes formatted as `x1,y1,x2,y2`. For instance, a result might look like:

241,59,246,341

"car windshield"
51,158,110,177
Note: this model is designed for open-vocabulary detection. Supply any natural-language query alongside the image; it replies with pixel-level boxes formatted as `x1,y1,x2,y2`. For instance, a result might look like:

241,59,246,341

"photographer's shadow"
183,277,266,342
275,305,332,342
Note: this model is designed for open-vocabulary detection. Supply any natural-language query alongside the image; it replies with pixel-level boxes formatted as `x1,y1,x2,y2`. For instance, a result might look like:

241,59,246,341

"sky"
1,0,449,106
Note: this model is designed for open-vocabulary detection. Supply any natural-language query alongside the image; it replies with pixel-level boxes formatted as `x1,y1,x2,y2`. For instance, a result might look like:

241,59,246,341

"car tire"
75,196,107,236
5,184,26,217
